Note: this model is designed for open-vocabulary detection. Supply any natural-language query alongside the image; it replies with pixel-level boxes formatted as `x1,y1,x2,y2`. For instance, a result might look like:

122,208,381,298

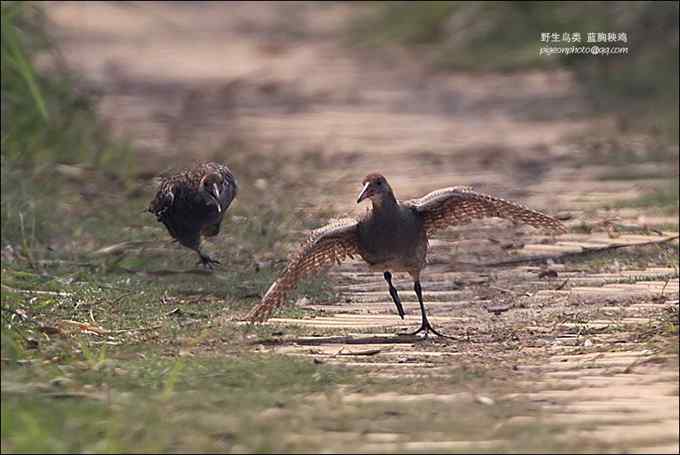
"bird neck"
371,191,399,215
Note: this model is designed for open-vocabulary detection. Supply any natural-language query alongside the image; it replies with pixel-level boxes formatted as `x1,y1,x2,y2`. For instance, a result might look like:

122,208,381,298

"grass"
1,1,134,248
2,354,352,453
1,3,135,173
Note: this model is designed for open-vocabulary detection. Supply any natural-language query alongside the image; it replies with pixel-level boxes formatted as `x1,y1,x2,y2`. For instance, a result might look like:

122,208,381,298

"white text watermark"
539,45,629,56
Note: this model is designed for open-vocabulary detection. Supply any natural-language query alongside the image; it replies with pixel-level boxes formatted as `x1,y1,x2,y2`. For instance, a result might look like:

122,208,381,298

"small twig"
489,285,532,297
111,292,136,306
555,279,570,290
1,284,72,297
116,267,213,277
92,240,169,257
338,349,382,356
37,259,97,268
111,324,164,334
255,335,420,346
485,304,511,316
489,285,516,295
659,278,671,299
58,320,109,336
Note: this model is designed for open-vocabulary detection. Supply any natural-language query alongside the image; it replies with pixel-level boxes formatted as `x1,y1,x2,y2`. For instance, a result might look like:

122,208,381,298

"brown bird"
148,162,238,268
246,173,566,337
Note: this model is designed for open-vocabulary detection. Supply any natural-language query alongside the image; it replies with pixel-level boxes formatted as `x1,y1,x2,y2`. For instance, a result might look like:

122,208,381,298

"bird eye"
377,180,382,186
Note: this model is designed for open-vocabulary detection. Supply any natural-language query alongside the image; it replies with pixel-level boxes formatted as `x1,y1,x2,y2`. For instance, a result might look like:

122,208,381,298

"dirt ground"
43,2,678,453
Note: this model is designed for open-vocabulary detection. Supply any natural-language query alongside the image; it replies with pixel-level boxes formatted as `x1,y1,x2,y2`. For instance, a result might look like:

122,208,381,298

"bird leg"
195,250,221,270
384,271,405,319
405,281,452,338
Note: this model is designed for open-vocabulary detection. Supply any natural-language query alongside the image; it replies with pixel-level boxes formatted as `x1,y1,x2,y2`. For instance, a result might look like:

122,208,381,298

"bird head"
357,173,393,204
199,173,223,213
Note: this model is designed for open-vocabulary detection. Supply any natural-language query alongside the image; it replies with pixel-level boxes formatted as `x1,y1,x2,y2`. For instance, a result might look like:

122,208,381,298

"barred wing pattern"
407,186,567,235
247,219,360,322
148,178,176,220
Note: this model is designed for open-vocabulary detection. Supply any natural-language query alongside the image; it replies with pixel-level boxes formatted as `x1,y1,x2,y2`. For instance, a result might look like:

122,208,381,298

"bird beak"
356,182,372,204
213,183,222,213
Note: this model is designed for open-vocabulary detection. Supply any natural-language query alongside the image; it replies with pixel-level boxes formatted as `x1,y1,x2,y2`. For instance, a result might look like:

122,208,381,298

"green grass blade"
1,6,49,121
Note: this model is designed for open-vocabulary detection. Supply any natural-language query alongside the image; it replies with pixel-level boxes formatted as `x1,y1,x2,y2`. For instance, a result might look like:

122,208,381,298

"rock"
476,395,495,406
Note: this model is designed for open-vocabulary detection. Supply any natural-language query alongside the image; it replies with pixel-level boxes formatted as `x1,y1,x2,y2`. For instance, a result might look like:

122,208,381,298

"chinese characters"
540,32,628,43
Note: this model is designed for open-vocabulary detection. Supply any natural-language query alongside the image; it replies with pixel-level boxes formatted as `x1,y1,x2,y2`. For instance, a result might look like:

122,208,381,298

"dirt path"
45,2,678,452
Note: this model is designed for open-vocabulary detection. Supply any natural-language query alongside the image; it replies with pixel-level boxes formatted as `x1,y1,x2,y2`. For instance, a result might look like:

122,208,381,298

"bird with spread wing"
247,173,566,337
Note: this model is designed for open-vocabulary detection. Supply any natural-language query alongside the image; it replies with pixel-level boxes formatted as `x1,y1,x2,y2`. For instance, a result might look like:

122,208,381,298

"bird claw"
197,255,221,270
400,321,453,339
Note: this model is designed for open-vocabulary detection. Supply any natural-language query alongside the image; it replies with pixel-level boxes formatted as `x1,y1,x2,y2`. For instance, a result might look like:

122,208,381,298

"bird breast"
357,206,426,267
201,196,226,225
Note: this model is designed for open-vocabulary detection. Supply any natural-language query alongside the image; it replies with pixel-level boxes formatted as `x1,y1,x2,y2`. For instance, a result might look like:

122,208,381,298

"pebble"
476,395,495,406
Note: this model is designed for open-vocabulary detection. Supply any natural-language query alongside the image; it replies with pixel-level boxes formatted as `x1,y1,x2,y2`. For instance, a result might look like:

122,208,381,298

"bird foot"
401,320,452,339
196,254,221,270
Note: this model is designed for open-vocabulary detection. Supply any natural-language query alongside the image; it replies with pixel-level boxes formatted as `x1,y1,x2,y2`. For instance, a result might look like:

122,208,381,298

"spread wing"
246,219,360,322
406,186,567,236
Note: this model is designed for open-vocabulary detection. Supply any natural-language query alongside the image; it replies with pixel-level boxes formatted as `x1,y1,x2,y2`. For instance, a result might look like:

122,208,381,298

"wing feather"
148,179,176,218
406,186,567,235
246,219,360,322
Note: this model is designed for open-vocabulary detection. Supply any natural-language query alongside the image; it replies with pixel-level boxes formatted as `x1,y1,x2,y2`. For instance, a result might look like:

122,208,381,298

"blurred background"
1,2,678,453
2,1,678,257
